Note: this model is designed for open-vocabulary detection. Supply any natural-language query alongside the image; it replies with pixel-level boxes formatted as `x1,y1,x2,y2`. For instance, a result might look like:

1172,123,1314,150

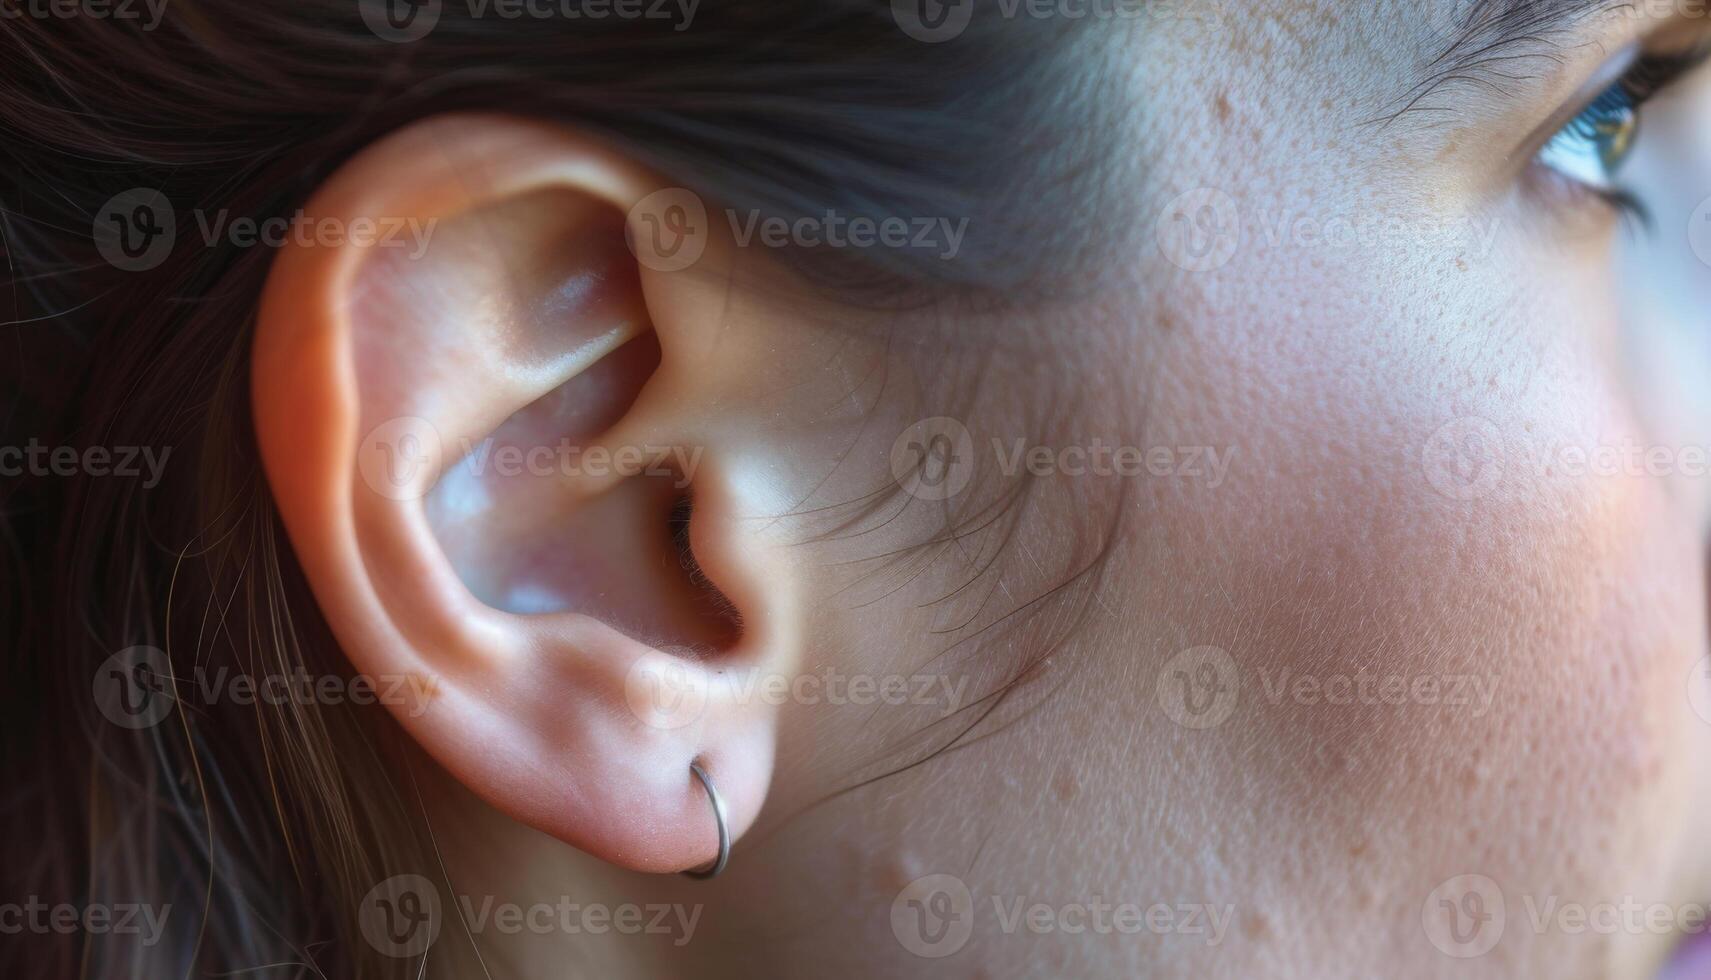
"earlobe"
251,115,786,874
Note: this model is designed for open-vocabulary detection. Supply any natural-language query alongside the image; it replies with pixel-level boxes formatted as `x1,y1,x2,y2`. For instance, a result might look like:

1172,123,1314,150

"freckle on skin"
1214,91,1233,123
1053,768,1079,803
1242,909,1271,939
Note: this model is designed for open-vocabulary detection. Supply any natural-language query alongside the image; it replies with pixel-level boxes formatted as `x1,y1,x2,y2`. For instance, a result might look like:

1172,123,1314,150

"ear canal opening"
424,329,742,656
665,488,743,654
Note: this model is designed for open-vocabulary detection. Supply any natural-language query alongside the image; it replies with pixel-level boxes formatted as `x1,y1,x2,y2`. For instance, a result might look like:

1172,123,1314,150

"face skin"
248,2,1711,978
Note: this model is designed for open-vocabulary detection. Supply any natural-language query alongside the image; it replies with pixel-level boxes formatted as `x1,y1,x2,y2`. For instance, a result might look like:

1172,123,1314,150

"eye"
1535,81,1638,194
1533,43,1711,213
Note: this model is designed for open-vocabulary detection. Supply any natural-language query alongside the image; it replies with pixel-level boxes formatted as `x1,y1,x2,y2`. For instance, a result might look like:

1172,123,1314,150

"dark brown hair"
0,3,1107,977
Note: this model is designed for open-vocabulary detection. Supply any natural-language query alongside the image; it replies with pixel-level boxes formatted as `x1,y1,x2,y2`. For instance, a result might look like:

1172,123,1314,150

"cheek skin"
895,3,1711,975
1113,238,1710,973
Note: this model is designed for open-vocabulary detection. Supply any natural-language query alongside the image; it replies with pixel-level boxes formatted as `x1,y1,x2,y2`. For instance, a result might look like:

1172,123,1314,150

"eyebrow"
1376,0,1635,125
1435,0,1632,71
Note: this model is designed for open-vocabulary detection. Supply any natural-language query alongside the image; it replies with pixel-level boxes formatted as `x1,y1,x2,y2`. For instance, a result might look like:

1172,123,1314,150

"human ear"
251,115,799,874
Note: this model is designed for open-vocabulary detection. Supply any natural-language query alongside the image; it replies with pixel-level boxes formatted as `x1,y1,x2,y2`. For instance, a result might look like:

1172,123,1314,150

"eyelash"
1537,43,1711,222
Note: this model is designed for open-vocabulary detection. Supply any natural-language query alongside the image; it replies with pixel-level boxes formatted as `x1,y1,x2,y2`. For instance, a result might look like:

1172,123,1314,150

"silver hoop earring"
683,761,729,880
